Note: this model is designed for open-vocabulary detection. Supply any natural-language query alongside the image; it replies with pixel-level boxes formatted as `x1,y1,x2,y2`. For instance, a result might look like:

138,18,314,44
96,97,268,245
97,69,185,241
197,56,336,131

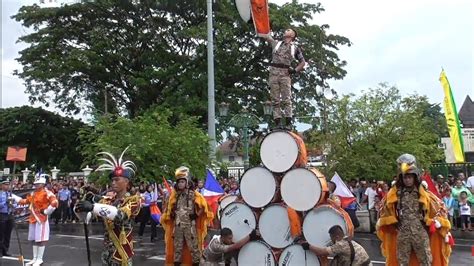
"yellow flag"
439,70,465,162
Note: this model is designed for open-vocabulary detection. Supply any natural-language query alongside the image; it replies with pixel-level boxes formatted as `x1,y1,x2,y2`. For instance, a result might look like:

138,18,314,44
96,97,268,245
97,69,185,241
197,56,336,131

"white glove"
434,220,441,229
92,203,119,220
43,205,56,215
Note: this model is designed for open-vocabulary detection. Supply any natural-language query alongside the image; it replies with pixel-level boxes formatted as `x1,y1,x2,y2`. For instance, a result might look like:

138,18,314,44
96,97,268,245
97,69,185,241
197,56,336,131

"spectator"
362,180,378,232
466,171,474,194
228,181,240,196
447,174,455,187
137,184,157,242
57,183,71,224
451,178,472,229
196,180,205,194
443,187,456,230
458,191,472,231
458,172,467,186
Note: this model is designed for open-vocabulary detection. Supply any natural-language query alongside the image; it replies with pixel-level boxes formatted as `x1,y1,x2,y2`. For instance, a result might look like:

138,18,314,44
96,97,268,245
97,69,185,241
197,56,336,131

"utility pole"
207,0,216,161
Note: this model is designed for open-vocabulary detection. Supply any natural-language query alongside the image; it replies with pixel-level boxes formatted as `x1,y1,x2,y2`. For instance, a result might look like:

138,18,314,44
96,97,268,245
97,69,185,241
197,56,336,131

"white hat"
34,174,48,184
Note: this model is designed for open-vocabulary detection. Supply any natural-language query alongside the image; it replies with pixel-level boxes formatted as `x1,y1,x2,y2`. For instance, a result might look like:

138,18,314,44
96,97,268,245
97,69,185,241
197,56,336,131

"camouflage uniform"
269,40,304,119
100,193,141,266
327,238,371,266
173,190,200,263
396,187,432,266
200,236,232,266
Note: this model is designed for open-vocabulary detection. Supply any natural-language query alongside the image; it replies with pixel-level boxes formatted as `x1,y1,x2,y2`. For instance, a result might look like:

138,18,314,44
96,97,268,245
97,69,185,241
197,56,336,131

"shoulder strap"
291,44,295,59
273,41,282,52
346,239,355,265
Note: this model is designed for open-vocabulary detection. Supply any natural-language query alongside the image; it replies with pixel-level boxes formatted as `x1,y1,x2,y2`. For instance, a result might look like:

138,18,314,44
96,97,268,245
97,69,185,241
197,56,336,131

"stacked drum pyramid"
218,130,354,266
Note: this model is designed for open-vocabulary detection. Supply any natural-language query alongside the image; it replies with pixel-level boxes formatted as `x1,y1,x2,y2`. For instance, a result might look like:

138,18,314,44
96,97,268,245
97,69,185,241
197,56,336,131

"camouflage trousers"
102,259,132,266
397,226,432,266
269,73,292,119
173,223,200,263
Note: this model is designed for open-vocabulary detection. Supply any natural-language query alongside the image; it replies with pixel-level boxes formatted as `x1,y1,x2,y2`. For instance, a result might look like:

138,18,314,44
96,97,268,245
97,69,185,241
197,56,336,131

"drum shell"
240,166,282,208
280,168,328,211
260,130,308,173
258,203,299,249
308,168,329,204
217,194,239,220
220,202,260,243
278,244,321,266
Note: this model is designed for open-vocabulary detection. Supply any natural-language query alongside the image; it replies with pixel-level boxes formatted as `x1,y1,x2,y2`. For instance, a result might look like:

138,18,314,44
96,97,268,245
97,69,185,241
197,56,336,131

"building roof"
459,95,474,128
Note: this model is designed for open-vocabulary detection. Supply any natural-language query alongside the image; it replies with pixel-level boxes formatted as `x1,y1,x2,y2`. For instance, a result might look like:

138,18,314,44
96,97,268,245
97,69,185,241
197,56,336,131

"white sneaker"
32,259,43,266
25,259,36,266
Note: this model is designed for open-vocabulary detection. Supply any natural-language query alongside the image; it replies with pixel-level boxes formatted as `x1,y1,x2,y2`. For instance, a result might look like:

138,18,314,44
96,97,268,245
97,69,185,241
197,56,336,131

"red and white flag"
331,172,356,209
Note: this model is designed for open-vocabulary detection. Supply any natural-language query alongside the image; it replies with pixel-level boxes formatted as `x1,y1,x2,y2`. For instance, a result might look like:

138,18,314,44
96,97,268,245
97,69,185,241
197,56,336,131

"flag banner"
421,173,441,199
439,70,465,162
150,183,161,223
251,0,270,36
331,172,356,209
202,169,225,215
235,0,252,23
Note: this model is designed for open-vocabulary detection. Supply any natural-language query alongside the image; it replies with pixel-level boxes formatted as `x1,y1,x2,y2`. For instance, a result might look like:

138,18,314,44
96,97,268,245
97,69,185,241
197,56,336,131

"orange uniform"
20,188,58,224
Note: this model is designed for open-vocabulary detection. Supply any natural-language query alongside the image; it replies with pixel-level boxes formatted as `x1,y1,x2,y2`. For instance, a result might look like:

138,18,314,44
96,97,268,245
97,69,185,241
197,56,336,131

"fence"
430,163,474,178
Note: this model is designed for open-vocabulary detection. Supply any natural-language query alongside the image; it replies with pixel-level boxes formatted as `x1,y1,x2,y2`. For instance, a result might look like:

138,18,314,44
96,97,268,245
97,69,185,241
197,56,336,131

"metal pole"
243,125,249,170
207,0,216,161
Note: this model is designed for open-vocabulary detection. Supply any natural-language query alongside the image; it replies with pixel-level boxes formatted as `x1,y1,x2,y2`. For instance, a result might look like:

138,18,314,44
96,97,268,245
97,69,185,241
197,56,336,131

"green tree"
307,84,445,180
0,106,85,172
78,107,210,183
13,0,350,126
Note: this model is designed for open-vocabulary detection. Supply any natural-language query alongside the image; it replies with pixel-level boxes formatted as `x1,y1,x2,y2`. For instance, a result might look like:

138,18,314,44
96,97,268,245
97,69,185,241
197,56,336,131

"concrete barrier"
355,210,371,233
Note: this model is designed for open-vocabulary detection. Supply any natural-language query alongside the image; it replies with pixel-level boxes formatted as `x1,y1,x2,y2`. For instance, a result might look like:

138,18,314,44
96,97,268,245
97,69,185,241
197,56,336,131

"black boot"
273,118,281,129
192,263,199,266
174,262,180,266
285,117,293,130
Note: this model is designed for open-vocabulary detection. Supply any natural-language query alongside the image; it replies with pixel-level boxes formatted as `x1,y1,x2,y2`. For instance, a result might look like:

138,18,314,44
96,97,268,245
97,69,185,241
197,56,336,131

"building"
441,95,474,162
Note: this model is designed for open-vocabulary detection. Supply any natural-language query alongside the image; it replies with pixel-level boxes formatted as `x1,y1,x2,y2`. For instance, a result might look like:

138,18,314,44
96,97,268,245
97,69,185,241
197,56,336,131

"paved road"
0,223,472,265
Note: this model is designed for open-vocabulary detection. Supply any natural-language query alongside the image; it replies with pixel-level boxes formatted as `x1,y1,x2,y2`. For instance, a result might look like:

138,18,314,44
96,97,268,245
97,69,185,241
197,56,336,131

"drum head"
279,244,320,266
220,202,256,242
238,241,276,266
259,204,293,248
240,167,276,208
260,131,299,173
281,168,322,211
303,205,348,247
217,195,238,219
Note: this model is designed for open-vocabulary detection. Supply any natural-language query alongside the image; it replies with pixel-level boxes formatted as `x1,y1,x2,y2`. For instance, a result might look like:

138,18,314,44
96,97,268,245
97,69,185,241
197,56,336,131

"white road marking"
55,234,103,240
147,255,166,261
356,237,472,247
1,256,32,262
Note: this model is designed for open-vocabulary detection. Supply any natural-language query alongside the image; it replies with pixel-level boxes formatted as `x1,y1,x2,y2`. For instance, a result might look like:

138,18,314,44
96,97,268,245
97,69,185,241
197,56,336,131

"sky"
1,0,473,120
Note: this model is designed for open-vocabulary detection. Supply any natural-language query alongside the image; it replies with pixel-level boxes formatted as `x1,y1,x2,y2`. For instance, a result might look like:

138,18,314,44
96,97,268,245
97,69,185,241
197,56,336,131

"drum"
260,130,308,173
278,244,320,266
303,205,353,247
240,167,278,208
238,240,276,266
258,204,294,248
220,202,257,243
280,168,328,211
217,194,238,219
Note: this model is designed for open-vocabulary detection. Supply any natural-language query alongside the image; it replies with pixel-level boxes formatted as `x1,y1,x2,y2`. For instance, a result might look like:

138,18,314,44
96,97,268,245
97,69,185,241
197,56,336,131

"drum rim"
238,240,276,264
239,166,277,208
258,204,293,248
260,130,300,173
217,195,239,219
302,204,349,246
280,168,323,211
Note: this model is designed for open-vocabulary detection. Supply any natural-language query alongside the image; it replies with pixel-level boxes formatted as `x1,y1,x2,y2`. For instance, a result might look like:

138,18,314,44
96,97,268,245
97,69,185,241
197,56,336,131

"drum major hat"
175,166,190,182
95,146,136,179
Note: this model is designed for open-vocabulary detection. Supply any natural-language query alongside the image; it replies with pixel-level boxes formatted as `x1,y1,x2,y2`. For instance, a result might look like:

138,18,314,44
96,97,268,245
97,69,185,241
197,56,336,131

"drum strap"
346,239,355,265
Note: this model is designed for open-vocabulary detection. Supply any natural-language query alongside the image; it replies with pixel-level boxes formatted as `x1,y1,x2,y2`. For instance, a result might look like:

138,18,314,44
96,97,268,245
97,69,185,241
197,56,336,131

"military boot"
273,117,282,130
285,117,293,130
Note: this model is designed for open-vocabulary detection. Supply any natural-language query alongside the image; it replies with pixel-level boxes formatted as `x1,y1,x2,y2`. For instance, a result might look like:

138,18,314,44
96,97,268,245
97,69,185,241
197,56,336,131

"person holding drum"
377,154,452,266
301,225,371,266
201,227,257,266
261,28,306,129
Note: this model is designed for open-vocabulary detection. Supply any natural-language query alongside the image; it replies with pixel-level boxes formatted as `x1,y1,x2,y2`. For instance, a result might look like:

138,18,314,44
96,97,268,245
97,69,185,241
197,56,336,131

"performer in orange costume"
377,154,452,266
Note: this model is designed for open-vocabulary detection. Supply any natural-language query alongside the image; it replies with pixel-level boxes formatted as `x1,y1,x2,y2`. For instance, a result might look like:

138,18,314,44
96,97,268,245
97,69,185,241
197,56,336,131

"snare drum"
258,204,294,248
220,202,256,242
278,244,320,266
238,240,276,266
260,130,308,173
303,204,354,247
217,195,238,220
240,167,278,208
281,168,328,211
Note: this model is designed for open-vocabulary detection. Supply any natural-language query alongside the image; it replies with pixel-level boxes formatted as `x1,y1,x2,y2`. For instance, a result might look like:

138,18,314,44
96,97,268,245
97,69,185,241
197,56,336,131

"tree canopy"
0,106,85,172
306,84,446,180
78,106,210,184
13,0,350,129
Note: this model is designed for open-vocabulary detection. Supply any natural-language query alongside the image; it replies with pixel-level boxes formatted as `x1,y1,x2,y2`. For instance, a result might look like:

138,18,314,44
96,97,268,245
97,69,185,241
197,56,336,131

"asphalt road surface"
0,223,472,266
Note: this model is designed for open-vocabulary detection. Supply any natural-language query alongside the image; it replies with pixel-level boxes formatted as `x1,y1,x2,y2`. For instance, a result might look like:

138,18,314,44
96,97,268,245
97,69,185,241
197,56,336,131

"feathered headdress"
95,146,137,179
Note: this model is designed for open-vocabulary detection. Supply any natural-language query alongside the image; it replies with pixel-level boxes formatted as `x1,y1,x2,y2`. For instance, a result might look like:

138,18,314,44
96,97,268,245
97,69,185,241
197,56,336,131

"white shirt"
459,201,471,216
364,187,378,210
466,176,474,190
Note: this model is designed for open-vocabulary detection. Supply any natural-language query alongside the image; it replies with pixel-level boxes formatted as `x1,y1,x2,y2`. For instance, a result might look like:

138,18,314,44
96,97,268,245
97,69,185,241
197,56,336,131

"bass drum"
278,244,320,266
240,167,278,208
217,194,238,220
303,204,354,247
260,130,307,173
238,240,276,266
220,202,257,243
258,204,294,249
281,168,328,211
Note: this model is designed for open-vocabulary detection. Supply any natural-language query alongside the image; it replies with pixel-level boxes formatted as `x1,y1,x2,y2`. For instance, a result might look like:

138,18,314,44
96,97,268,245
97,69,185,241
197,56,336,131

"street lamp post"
219,102,263,170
